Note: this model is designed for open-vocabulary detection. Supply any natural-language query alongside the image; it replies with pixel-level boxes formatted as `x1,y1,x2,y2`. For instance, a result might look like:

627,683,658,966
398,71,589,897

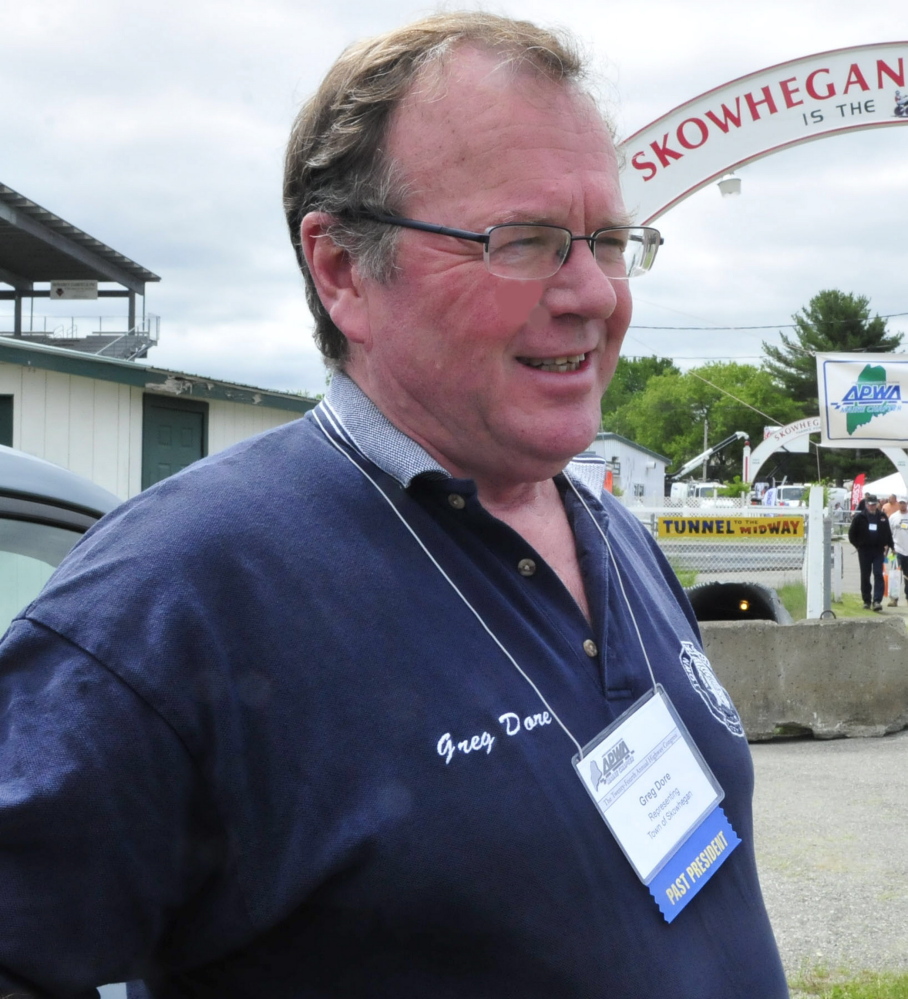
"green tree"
607,362,802,480
761,289,901,409
601,356,679,423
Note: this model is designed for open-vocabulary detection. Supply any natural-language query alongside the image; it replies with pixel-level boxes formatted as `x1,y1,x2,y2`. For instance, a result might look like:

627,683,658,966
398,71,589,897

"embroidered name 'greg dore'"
436,710,553,765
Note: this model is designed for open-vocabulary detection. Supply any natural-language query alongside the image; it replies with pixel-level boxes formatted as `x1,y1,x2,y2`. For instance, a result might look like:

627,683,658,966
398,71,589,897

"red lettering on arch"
877,58,905,88
806,68,835,100
744,85,778,120
650,134,683,168
705,99,744,132
631,151,658,181
843,63,870,93
676,117,709,149
779,77,804,108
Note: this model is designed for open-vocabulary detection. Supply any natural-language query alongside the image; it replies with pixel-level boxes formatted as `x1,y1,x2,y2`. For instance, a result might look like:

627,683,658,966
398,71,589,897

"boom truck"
666,432,749,502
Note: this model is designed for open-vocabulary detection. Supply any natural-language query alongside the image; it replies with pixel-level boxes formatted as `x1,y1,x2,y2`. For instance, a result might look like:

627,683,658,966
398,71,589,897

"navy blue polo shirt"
0,374,788,997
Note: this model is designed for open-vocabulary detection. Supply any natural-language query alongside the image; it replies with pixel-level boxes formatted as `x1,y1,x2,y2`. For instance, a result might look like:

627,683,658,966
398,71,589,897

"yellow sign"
657,516,804,539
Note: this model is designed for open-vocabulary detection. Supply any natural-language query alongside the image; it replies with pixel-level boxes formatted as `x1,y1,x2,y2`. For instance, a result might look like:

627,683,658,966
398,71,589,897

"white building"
584,432,668,506
0,181,317,499
0,337,314,499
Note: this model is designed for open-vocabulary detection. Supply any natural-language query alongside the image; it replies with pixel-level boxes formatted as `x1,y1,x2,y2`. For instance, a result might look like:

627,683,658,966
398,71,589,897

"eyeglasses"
364,214,662,281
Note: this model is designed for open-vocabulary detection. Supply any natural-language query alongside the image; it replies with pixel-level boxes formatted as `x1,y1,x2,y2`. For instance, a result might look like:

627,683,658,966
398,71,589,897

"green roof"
0,336,317,414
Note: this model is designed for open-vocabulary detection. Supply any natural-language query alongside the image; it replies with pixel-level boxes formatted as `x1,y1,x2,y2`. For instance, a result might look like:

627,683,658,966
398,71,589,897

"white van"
773,485,808,507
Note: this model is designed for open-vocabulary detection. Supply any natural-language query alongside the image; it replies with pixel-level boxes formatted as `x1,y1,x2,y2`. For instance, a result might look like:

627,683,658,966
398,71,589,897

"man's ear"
300,212,371,346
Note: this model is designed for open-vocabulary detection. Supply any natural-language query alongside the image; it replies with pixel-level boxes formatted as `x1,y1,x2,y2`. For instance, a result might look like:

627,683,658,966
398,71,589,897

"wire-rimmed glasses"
364,214,662,281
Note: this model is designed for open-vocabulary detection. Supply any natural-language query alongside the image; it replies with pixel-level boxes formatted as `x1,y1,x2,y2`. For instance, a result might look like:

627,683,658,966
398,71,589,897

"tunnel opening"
685,581,792,624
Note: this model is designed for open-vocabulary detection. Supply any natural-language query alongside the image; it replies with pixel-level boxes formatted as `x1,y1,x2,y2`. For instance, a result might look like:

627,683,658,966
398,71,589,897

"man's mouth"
518,352,586,373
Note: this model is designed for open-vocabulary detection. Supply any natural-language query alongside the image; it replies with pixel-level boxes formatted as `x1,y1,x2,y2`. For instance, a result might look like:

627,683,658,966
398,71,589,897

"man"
849,493,894,610
888,495,908,605
0,13,788,997
882,492,900,518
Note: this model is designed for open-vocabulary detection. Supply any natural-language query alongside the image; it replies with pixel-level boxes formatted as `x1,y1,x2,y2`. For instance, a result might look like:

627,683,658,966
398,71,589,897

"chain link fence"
630,501,808,579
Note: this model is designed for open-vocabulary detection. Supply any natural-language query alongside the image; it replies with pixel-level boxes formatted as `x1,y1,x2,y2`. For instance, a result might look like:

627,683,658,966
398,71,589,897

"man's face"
345,50,632,489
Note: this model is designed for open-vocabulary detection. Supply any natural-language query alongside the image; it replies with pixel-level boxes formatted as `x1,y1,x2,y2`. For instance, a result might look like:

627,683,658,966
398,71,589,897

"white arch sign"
618,43,908,223
748,418,821,482
747,416,908,494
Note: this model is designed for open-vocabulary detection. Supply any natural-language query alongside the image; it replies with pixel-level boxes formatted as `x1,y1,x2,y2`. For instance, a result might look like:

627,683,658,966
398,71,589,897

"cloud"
2,0,906,391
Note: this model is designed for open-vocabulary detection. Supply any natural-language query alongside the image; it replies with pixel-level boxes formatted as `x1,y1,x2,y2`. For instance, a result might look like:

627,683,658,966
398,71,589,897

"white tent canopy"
864,471,908,498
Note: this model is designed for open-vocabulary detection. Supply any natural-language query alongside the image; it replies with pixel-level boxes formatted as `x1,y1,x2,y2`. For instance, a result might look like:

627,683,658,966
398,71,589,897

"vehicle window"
0,518,83,634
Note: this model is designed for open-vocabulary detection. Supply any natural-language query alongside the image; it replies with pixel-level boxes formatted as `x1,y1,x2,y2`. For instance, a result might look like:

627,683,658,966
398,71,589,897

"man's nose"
544,240,622,318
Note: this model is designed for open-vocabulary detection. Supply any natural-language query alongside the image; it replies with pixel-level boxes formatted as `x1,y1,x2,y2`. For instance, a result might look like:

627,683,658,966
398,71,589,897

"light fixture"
717,172,741,197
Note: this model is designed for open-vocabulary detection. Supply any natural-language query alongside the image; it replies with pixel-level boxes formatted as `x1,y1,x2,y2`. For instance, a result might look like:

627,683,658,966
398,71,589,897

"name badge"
573,685,740,922
869,522,878,531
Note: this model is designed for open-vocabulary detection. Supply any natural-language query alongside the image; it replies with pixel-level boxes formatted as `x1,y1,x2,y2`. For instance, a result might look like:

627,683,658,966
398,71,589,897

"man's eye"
494,234,546,253
491,228,563,261
594,235,628,253
501,239,534,252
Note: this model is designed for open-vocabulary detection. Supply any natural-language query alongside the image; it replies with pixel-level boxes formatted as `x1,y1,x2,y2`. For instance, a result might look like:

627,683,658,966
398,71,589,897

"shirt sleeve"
0,617,223,996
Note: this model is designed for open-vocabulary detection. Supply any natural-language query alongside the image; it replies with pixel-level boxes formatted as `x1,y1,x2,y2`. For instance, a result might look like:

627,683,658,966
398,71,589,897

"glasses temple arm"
371,215,488,244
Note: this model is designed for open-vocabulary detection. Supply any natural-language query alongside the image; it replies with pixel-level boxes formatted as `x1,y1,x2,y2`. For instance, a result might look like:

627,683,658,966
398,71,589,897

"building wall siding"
0,362,300,499
587,436,667,506
207,397,300,456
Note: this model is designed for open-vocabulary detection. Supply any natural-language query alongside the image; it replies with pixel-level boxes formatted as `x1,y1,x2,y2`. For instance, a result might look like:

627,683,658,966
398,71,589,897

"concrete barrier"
701,618,908,740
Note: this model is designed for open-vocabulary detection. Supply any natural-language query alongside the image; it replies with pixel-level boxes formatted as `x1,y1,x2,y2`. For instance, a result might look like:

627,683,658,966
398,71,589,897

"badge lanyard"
314,404,740,921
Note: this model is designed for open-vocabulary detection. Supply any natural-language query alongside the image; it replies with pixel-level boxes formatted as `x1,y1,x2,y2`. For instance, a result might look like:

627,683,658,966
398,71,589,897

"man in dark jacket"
849,493,894,610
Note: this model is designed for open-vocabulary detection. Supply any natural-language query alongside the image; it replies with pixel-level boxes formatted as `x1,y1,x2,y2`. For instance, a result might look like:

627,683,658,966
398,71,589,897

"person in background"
848,493,894,611
887,495,908,606
882,492,899,518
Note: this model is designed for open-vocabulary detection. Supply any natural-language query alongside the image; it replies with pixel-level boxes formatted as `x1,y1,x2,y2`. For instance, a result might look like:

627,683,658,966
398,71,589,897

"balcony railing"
0,314,161,361
0,313,160,341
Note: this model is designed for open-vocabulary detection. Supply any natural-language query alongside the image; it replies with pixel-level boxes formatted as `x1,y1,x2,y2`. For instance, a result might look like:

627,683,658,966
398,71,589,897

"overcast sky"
2,0,906,396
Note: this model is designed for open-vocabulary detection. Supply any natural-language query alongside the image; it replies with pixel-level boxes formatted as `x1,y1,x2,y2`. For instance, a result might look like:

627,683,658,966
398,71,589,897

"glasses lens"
593,227,660,279
485,225,571,280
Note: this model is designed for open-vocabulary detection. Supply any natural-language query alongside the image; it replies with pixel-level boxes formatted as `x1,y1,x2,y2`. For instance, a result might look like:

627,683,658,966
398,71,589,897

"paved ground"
704,542,908,983
752,729,908,981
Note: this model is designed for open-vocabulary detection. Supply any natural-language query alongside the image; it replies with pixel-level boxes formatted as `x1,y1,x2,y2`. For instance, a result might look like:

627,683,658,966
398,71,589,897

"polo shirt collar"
321,371,606,498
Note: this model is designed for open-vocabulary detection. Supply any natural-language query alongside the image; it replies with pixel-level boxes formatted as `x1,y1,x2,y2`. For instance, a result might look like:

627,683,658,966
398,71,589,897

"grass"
789,967,908,998
832,593,886,618
673,568,698,588
777,583,900,620
777,582,807,620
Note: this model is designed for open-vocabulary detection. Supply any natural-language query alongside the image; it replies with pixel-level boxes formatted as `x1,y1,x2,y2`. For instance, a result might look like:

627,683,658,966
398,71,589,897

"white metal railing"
0,313,160,342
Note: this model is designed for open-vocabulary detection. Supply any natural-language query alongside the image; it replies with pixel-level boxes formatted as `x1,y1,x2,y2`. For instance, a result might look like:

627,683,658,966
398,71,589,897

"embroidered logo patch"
679,641,745,738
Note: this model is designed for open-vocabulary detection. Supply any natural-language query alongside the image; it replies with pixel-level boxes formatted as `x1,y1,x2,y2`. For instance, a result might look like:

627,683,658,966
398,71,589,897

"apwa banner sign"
816,353,908,446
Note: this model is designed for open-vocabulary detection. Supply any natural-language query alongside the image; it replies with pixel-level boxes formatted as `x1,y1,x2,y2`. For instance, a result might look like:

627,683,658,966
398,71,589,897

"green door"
0,396,12,448
142,395,208,490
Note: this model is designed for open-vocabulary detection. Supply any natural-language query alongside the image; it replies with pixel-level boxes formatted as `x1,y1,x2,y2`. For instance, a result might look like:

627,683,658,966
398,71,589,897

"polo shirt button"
517,558,537,577
448,494,466,510
583,639,598,658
